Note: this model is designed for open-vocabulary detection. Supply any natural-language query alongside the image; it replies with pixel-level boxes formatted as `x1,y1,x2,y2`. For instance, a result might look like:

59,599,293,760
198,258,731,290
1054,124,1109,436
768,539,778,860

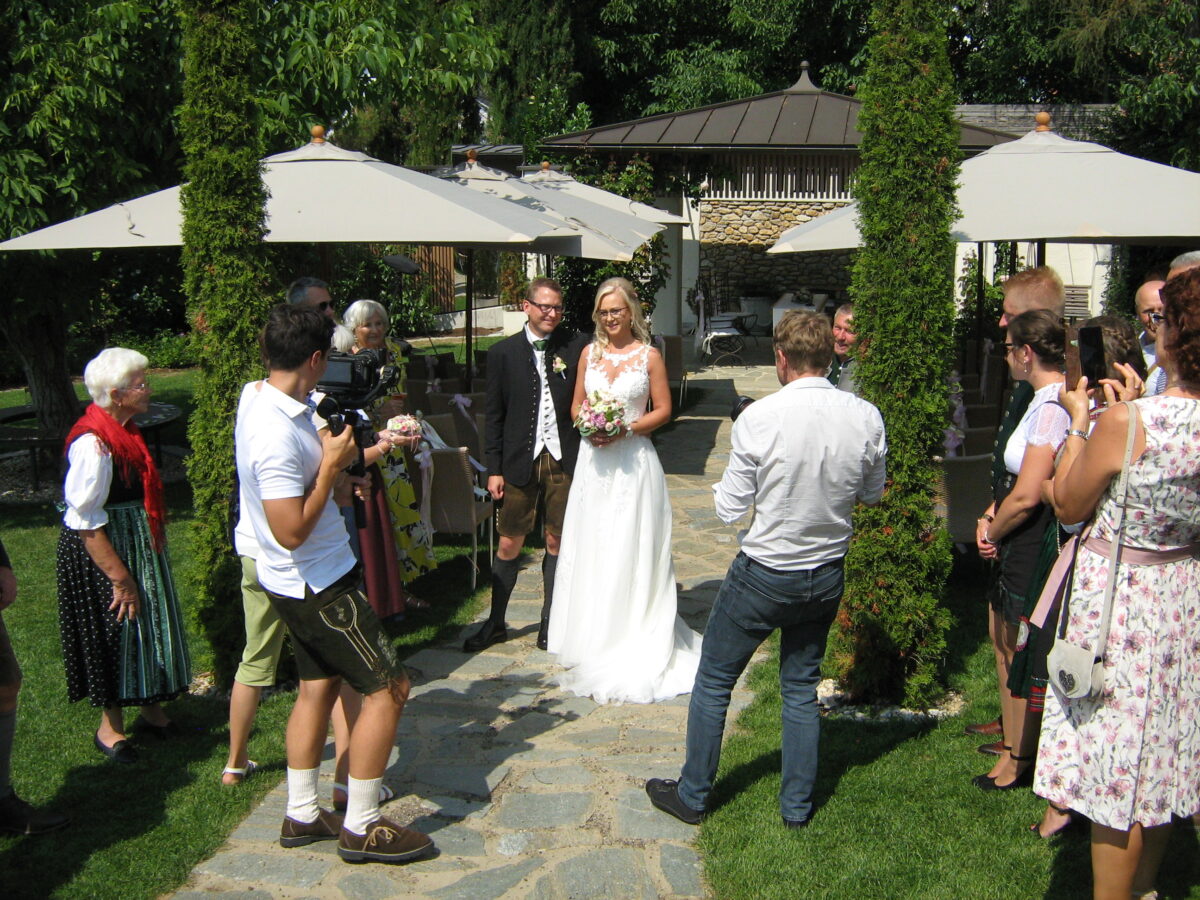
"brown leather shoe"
963,716,1002,736
280,808,344,847
977,740,1005,756
338,816,434,864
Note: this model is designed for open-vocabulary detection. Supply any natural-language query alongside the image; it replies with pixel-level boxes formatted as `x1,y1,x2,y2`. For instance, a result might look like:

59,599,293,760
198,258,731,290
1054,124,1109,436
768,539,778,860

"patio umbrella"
768,117,1200,253
0,130,575,251
440,155,664,261
520,162,689,227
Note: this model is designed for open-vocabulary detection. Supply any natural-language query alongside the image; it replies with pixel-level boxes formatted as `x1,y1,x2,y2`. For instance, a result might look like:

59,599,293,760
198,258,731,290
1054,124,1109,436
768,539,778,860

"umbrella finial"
541,161,551,171
311,124,327,143
788,61,819,93
1035,111,1052,132
466,148,479,164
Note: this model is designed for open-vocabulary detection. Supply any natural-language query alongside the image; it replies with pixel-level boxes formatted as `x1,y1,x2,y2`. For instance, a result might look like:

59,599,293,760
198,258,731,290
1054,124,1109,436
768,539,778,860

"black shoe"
783,817,810,830
645,778,704,825
536,619,549,651
93,731,138,764
463,621,507,652
0,792,70,836
973,767,1034,792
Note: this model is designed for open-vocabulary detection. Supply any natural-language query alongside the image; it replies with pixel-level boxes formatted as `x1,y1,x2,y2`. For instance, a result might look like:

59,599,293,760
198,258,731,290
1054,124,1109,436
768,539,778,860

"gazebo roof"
543,62,1016,153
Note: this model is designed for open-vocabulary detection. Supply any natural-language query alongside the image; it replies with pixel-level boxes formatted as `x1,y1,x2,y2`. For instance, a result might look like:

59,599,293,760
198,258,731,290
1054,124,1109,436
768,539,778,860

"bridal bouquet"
385,413,423,438
575,390,626,437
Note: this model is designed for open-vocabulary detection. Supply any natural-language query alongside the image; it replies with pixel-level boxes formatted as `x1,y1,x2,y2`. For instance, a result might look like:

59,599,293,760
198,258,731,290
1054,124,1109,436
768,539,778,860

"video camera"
315,348,400,449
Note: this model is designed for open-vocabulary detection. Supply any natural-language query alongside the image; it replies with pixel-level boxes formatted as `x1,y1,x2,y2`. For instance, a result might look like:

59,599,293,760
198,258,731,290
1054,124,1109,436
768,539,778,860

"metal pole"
465,248,475,382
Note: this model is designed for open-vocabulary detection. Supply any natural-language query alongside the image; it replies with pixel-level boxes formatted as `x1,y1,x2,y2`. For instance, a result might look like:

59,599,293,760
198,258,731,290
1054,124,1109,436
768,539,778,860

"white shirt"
525,324,562,461
235,381,355,597
62,434,115,530
1140,331,1157,371
1147,366,1168,396
233,381,262,559
714,377,887,570
1002,382,1069,475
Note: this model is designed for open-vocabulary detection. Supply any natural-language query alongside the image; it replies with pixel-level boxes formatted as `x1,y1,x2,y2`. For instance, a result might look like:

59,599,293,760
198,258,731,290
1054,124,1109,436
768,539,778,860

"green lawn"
0,369,489,899
697,559,1200,900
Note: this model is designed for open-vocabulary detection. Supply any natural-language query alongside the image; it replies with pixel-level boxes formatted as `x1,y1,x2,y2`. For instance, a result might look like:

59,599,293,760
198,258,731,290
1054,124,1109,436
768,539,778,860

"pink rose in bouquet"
386,413,423,437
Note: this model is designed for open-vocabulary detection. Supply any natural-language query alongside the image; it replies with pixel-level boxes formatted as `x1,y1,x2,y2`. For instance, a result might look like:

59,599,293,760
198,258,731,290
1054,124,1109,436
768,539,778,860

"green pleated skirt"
56,501,192,707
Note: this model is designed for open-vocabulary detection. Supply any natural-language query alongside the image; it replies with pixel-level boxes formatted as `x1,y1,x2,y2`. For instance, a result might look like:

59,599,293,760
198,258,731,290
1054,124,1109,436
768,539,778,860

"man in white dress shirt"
647,310,887,828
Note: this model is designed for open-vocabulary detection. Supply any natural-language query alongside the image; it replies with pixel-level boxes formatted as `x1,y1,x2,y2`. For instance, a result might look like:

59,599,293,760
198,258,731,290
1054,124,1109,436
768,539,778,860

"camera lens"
730,396,754,421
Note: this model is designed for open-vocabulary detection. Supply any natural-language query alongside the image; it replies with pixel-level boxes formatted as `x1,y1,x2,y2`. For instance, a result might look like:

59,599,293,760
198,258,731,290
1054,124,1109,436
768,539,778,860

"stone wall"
697,199,854,300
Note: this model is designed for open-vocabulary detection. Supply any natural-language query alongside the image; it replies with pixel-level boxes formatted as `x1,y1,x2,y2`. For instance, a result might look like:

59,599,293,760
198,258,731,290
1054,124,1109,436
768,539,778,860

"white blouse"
62,433,115,531
1003,381,1070,475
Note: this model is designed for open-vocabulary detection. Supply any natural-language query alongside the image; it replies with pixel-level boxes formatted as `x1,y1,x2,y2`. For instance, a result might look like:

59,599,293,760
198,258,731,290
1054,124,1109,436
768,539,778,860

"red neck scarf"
64,403,167,550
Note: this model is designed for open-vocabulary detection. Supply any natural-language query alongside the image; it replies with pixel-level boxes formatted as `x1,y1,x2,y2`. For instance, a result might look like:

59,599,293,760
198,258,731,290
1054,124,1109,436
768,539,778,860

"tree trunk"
6,311,83,440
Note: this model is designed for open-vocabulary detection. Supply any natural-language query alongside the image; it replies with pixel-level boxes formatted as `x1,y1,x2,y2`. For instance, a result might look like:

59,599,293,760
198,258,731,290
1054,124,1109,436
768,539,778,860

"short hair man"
1133,278,1166,372
647,311,886,828
0,538,69,835
998,265,1065,327
288,275,354,350
830,302,859,394
464,278,589,652
235,304,432,864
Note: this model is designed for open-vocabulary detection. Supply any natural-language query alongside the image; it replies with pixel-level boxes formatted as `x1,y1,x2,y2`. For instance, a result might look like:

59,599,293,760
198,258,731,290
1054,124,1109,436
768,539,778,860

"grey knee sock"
0,708,15,798
489,556,520,626
540,553,558,623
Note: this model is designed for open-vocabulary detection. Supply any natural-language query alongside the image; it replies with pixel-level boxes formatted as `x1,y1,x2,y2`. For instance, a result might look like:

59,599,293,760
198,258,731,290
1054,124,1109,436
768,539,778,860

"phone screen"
1078,326,1108,403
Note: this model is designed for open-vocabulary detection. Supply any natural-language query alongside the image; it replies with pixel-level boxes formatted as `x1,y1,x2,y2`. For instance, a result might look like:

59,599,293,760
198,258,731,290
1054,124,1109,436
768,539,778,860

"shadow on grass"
707,713,936,821
938,549,994,701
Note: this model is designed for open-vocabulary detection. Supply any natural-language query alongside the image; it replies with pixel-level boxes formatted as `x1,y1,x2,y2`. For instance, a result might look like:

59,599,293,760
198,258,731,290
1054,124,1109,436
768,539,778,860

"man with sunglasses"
287,276,354,350
465,278,589,652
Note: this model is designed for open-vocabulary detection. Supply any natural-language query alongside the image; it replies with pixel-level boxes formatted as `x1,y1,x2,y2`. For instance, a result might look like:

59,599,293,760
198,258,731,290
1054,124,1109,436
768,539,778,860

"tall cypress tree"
178,0,272,686
830,0,959,706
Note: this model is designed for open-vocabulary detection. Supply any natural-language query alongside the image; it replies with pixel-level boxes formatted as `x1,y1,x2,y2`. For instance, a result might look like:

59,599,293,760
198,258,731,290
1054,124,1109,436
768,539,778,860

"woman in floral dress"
1035,267,1200,900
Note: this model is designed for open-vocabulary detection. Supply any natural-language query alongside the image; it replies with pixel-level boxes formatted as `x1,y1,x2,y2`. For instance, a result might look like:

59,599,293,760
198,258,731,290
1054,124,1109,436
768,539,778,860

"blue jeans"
678,552,843,822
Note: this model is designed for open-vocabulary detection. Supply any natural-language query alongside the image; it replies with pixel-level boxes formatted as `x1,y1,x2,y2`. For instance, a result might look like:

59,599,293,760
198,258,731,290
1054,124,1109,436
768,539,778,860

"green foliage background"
178,0,273,688
830,0,959,707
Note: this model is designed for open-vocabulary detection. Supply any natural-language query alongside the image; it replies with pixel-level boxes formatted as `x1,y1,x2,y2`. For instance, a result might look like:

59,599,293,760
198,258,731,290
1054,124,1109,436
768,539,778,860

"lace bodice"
584,343,651,424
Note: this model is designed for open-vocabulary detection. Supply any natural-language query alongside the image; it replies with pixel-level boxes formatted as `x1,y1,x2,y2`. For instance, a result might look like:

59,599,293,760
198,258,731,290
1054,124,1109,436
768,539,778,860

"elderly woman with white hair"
56,348,191,765
343,300,437,605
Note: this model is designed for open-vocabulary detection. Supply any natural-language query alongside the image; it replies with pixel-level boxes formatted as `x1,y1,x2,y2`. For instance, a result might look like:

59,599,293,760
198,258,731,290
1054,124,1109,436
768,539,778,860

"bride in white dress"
548,277,702,703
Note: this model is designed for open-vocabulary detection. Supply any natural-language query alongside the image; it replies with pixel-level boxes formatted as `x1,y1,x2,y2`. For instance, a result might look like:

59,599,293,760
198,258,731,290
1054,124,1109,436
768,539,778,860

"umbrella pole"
465,248,475,382
974,242,986,341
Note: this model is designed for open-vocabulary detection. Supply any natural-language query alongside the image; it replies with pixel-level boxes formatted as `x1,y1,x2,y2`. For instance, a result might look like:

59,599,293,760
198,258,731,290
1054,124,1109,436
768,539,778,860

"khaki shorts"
497,450,572,539
234,556,287,688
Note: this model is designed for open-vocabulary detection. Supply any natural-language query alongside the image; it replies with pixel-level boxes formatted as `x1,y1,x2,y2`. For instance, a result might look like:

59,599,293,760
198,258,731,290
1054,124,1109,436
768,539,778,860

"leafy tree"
831,0,959,707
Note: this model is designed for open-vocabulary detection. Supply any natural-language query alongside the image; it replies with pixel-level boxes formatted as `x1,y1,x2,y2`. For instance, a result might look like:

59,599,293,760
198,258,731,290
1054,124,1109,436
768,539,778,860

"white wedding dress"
548,343,702,704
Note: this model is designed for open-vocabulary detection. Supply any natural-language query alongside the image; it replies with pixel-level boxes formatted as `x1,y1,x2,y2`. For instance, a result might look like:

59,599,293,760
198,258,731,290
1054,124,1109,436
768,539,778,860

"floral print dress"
1034,395,1200,830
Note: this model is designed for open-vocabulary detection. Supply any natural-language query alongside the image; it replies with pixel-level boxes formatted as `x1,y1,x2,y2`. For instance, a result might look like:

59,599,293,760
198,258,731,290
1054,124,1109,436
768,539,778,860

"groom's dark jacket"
484,327,590,487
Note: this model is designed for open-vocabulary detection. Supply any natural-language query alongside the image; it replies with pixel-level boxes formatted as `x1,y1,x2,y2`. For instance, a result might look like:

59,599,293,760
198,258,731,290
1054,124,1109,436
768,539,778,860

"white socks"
343,775,382,835
285,766,321,823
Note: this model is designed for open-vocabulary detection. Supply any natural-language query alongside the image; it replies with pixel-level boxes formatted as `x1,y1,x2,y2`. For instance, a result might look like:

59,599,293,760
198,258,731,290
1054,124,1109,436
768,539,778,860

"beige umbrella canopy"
0,128,575,251
769,114,1200,253
521,161,689,227
440,153,664,262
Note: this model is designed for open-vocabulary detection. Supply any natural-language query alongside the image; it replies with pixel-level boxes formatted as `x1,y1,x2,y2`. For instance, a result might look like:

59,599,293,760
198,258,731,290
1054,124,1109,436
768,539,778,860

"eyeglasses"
527,300,563,315
1150,312,1165,325
316,300,333,312
124,383,150,393
598,309,628,320
1001,342,1017,353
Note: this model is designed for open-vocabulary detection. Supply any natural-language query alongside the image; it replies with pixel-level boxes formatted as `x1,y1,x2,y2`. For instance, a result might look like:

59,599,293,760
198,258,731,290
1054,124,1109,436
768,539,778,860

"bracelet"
978,514,994,523
1066,428,1089,441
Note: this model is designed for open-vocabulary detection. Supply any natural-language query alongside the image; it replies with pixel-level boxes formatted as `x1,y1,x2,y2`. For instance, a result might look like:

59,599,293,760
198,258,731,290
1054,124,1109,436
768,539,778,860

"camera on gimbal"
315,348,401,449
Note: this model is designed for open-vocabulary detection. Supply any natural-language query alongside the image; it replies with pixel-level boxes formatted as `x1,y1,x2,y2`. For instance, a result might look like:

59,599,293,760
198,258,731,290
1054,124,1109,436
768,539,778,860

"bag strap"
1055,401,1138,646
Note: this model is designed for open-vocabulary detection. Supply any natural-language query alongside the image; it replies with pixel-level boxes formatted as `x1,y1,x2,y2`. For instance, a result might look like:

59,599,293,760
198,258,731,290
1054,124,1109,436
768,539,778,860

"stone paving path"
175,357,781,900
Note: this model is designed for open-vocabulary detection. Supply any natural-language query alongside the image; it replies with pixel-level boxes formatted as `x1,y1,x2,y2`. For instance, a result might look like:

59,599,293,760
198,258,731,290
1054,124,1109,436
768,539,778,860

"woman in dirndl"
56,348,191,764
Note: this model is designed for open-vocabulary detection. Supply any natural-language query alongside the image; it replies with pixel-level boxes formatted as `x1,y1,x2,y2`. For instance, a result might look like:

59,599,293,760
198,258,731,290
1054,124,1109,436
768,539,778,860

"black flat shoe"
973,767,1033,792
463,621,507,652
94,731,138,764
136,720,185,740
536,618,549,651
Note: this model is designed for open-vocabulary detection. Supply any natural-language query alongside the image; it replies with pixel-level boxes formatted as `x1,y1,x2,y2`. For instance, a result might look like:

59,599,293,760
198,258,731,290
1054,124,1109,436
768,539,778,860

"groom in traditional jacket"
464,278,589,652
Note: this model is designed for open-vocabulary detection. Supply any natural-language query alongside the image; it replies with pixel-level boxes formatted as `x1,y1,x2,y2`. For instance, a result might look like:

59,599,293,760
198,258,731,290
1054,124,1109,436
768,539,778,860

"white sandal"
332,781,395,812
221,760,259,784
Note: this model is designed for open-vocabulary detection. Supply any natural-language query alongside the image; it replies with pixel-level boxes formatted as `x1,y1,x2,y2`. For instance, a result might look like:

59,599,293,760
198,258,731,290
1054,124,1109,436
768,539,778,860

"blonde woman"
547,278,701,703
